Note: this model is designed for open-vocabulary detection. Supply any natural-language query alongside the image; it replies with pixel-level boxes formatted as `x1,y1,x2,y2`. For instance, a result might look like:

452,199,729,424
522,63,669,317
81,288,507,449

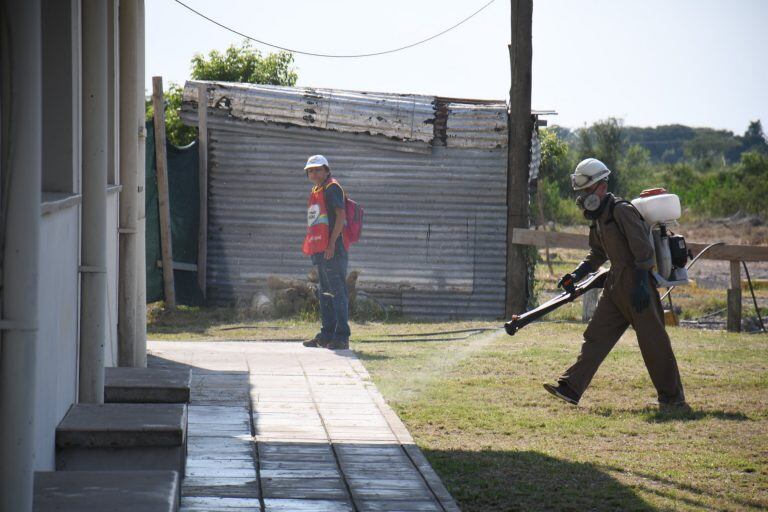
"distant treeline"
537,119,768,224
553,121,767,165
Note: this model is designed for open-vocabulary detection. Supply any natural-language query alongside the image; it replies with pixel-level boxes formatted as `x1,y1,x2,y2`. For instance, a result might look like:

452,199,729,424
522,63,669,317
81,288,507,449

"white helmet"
571,158,611,190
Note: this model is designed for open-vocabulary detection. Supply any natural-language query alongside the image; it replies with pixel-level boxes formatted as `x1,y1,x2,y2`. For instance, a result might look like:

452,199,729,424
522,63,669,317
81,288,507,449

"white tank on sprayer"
631,188,690,287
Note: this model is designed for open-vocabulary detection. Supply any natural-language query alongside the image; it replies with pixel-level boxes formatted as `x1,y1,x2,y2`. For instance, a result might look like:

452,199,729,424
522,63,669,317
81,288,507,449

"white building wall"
33,204,80,470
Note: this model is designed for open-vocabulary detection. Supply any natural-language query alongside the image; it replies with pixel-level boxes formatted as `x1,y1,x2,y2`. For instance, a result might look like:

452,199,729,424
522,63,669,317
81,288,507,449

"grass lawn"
356,324,768,512
149,307,766,511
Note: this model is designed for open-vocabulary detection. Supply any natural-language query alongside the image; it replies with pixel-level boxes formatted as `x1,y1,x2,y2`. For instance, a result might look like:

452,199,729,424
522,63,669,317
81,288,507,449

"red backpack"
344,196,364,244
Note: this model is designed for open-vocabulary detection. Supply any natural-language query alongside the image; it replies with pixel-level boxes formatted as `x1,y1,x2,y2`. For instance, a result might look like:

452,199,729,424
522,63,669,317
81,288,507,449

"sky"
146,0,768,134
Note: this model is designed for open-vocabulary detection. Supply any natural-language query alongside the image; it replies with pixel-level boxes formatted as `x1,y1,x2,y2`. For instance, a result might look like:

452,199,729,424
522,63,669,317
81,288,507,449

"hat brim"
304,164,327,170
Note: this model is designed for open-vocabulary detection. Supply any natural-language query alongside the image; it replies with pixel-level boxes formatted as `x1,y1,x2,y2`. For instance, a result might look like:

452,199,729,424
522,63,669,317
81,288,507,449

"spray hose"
660,242,725,302
661,241,766,333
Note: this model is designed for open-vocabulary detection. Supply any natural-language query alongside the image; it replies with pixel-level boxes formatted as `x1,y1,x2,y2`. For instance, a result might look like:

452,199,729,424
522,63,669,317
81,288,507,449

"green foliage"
622,121,767,165
147,41,298,146
535,119,768,225
742,120,768,154
574,118,659,198
533,129,580,225
623,124,696,163
145,83,196,147
538,129,572,195
682,129,740,167
578,117,624,174
535,178,582,225
190,41,297,86
652,151,768,218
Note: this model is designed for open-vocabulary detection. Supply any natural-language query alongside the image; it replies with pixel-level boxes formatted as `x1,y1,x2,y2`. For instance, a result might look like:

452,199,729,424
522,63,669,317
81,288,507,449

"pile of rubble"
250,271,360,318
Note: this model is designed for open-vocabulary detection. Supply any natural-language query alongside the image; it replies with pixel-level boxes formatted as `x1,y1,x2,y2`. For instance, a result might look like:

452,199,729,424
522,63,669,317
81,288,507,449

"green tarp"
145,119,203,305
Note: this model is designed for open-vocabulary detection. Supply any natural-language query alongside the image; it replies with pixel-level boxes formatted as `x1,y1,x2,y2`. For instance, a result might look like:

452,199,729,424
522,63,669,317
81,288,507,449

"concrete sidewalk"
148,341,460,512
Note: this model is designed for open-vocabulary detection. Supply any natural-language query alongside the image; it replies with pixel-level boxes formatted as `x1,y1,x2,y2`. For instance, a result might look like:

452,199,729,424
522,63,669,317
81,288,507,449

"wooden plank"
728,260,742,332
512,228,590,250
151,76,176,307
155,260,198,272
512,228,768,262
687,242,768,262
197,84,208,299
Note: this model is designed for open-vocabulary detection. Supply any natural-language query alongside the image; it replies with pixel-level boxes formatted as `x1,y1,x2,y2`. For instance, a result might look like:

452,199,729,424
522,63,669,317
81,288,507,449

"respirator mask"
575,184,608,220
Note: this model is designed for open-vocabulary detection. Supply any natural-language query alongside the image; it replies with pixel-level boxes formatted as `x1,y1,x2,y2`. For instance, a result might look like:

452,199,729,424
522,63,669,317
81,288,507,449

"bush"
538,123,768,221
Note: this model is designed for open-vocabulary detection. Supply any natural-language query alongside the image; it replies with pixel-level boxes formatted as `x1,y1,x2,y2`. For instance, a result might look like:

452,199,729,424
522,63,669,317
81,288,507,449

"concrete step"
105,367,191,403
56,403,187,477
34,470,179,512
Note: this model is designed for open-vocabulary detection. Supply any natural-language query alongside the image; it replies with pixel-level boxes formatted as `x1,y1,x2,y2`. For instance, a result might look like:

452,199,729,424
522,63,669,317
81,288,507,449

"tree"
577,118,628,194
619,144,655,198
538,128,573,194
741,120,768,155
148,41,298,146
190,41,297,86
534,129,581,225
682,128,740,167
146,83,193,146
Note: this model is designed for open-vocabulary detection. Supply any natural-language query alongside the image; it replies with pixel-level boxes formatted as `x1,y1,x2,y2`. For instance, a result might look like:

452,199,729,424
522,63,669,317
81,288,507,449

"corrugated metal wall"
184,81,509,319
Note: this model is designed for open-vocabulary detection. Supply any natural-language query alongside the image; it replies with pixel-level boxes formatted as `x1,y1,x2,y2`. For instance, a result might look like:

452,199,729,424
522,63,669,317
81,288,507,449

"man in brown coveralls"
543,158,686,407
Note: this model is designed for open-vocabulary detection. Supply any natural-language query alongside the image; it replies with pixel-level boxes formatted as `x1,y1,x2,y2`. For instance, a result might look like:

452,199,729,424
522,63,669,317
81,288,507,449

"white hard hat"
571,158,611,190
304,154,330,170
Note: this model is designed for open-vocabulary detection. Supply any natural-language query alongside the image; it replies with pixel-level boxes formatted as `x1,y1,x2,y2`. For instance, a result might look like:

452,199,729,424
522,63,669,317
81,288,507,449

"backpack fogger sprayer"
505,189,691,336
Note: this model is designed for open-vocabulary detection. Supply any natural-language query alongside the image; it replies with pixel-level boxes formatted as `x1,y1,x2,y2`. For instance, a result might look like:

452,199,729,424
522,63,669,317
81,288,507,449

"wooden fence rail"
512,228,768,332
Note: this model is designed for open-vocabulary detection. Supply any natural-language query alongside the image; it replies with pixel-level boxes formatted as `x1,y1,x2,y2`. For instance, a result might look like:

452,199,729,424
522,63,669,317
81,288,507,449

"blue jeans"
315,250,350,342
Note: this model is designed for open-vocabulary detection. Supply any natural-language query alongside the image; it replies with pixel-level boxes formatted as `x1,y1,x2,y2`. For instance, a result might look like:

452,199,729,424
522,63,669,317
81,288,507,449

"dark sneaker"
303,334,330,348
543,382,580,405
326,340,350,350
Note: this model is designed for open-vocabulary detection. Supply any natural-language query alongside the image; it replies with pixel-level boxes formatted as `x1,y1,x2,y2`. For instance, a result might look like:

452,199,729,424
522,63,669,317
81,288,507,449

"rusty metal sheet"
181,82,509,319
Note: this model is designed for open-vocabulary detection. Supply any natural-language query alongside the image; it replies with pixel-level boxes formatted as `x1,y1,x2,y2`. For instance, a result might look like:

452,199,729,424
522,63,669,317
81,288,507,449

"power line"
172,0,496,58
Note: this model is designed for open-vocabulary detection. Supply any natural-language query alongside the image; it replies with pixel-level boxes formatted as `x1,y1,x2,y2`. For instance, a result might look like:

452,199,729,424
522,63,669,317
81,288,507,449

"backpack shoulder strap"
324,178,346,197
607,198,644,240
611,199,644,221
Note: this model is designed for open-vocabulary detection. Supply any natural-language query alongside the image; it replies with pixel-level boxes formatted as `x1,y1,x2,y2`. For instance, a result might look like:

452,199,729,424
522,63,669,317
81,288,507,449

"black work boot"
326,339,350,350
303,333,330,348
543,382,580,405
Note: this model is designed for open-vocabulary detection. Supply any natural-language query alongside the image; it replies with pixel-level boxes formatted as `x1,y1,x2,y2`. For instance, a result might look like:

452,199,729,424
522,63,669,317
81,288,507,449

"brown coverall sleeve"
582,224,608,271
613,203,656,270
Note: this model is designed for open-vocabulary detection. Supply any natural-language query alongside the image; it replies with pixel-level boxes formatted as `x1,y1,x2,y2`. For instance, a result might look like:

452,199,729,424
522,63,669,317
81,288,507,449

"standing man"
543,158,686,407
301,155,351,350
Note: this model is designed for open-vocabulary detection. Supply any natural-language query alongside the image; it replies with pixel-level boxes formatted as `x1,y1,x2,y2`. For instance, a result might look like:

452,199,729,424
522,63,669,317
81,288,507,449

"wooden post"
197,84,208,299
727,259,741,332
151,76,176,307
505,0,534,317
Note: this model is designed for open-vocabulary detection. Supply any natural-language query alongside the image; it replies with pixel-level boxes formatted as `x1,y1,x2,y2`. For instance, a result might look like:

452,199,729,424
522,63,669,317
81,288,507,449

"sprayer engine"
631,188,691,287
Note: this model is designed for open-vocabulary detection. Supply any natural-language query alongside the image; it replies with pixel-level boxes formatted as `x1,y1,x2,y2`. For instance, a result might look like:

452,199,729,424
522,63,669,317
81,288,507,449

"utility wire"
173,0,496,58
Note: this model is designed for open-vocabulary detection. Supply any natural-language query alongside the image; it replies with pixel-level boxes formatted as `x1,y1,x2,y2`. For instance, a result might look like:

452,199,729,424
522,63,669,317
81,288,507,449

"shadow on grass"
642,408,749,423
599,464,766,511
354,352,393,362
587,405,750,423
424,449,656,512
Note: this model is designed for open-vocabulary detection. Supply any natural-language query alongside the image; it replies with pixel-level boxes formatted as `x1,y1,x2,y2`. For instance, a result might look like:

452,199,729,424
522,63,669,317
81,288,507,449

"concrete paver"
149,341,459,512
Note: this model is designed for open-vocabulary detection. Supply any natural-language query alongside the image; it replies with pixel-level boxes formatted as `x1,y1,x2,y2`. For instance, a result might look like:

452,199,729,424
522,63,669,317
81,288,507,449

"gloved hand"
631,268,651,313
557,262,592,294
